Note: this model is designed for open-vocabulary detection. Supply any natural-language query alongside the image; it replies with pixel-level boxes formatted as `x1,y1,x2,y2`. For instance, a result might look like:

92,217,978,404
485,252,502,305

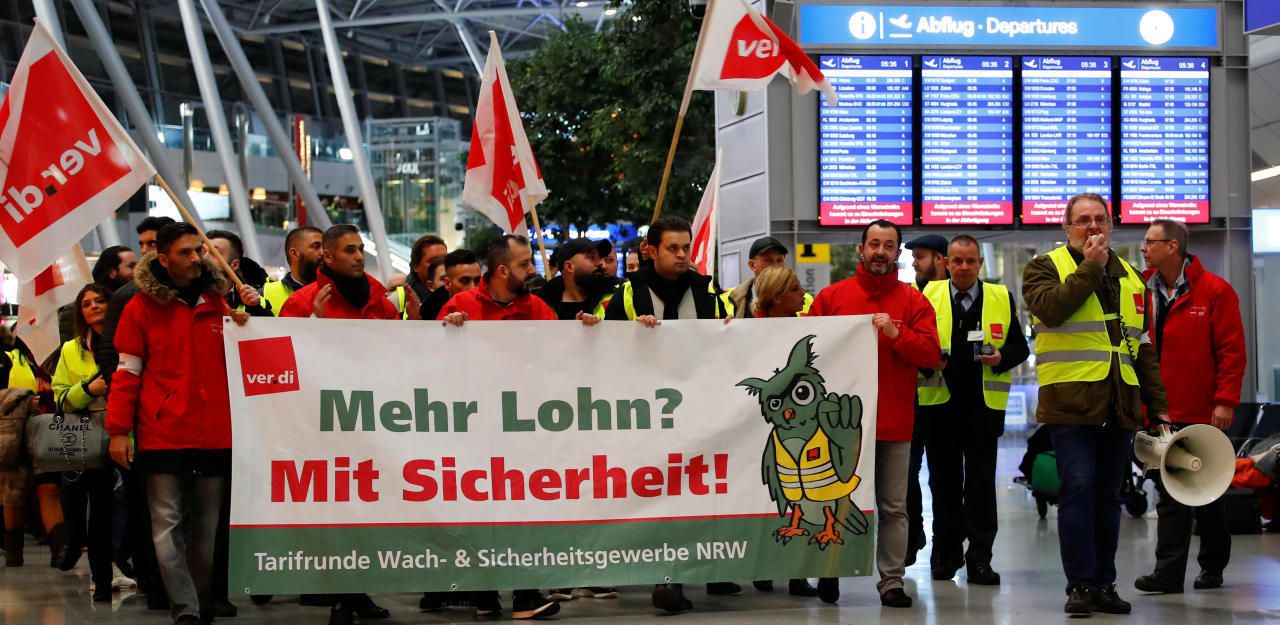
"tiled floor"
2,437,1278,624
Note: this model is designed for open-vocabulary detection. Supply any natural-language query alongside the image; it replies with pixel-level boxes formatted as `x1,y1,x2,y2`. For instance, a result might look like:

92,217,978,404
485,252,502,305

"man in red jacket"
278,224,395,624
106,222,257,625
279,225,401,321
807,220,942,608
439,234,588,620
1134,218,1246,595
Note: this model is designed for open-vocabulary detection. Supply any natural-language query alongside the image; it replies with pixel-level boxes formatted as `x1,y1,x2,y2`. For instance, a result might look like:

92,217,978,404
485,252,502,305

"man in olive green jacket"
1022,193,1169,618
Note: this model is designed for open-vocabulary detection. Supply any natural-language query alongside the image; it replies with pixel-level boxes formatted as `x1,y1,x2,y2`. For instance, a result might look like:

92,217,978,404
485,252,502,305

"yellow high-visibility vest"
917,281,1014,410
1032,246,1145,386
773,428,859,502
263,280,295,317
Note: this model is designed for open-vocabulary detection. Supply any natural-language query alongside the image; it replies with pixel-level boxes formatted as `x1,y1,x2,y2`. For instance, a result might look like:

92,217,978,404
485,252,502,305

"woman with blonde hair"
751,266,809,319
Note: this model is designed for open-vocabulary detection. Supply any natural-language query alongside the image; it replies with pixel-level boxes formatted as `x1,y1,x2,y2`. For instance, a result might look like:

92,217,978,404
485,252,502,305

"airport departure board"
1119,57,1210,223
818,55,914,226
920,56,1014,225
1021,56,1113,224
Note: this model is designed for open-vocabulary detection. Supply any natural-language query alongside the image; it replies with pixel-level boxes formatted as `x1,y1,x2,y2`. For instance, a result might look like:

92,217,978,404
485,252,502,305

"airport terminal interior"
2,0,1280,623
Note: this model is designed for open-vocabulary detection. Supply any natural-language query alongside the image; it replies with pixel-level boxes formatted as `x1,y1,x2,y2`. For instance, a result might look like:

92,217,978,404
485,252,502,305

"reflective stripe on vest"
772,429,859,501
1032,246,1145,386
617,279,722,320
917,280,1014,410
263,280,295,317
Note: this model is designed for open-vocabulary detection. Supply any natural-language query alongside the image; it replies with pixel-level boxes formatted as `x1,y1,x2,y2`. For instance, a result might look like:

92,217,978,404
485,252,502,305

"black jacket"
920,283,1030,435
94,281,140,387
604,266,725,320
536,276,612,320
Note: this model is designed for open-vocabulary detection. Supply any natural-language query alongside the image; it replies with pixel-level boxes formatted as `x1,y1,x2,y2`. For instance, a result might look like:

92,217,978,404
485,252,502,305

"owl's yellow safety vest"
6,349,38,392
773,429,859,502
917,281,1014,410
1032,246,1145,387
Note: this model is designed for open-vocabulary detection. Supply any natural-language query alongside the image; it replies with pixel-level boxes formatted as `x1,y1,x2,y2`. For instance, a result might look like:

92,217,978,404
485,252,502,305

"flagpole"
650,3,715,225
523,196,553,280
153,176,246,291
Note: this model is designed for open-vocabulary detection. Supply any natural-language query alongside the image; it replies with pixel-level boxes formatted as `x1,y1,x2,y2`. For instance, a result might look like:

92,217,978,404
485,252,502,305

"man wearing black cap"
722,236,814,318
902,233,951,569
905,234,950,292
537,238,617,320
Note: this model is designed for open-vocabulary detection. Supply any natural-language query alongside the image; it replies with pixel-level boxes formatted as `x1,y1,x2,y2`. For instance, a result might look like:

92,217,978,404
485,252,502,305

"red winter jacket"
1143,255,1246,425
807,265,942,442
278,270,398,320
106,257,234,451
437,281,557,321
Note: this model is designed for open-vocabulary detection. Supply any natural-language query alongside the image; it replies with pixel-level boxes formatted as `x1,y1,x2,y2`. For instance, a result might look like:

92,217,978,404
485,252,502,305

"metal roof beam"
242,4,610,35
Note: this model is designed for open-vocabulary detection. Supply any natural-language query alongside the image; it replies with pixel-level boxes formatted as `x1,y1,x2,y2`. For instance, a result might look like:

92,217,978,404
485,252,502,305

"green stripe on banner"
230,514,876,594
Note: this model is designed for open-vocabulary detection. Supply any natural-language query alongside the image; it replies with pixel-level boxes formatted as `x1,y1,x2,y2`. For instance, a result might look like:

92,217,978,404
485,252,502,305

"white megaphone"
1133,424,1235,507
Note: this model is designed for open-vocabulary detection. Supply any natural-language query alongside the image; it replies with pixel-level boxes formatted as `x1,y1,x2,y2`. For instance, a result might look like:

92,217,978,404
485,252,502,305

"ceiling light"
575,1,588,6
1253,166,1280,182
604,8,617,16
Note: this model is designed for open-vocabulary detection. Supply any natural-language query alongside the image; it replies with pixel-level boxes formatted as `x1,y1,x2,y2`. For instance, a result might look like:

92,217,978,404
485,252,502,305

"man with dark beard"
264,227,323,315
278,224,396,625
537,238,616,320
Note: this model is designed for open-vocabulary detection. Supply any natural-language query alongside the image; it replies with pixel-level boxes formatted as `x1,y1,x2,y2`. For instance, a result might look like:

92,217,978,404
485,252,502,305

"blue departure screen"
818,55,914,226
1021,56,1113,224
1119,57,1210,223
920,56,1013,225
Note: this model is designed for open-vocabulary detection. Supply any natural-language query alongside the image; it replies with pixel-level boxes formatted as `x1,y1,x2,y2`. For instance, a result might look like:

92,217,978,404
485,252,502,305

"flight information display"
920,56,1014,225
1119,57,1210,223
818,55,913,226
1021,57,1113,224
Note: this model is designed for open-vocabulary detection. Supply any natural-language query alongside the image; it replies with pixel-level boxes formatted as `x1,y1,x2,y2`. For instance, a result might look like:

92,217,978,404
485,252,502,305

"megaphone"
1133,424,1235,507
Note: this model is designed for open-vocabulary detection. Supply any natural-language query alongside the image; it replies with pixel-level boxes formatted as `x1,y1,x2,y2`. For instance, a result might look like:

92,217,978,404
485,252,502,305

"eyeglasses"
1070,217,1111,228
1140,238,1172,248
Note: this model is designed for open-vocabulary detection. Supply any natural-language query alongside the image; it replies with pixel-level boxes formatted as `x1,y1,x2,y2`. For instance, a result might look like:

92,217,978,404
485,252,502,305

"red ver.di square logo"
238,337,300,397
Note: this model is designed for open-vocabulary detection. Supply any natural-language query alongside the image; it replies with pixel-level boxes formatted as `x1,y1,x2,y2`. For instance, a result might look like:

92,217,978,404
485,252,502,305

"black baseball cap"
905,234,948,256
550,238,613,270
748,236,788,259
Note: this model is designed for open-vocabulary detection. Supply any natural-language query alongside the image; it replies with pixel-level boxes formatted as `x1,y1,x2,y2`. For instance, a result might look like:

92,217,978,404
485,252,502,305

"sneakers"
511,591,560,620
89,564,137,593
419,591,450,611
548,589,574,602
1091,584,1131,615
789,579,818,597
817,577,840,604
473,591,502,620
705,581,741,595
1064,584,1093,616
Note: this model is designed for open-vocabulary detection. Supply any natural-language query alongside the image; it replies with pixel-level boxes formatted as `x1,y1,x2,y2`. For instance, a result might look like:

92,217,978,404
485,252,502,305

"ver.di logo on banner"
238,337,301,397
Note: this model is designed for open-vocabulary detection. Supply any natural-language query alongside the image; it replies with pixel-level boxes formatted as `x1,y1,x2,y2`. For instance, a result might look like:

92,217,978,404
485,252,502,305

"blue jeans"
1047,424,1134,590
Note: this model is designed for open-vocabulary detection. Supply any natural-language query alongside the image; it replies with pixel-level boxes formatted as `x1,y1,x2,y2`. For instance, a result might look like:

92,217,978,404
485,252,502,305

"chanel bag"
25,393,108,477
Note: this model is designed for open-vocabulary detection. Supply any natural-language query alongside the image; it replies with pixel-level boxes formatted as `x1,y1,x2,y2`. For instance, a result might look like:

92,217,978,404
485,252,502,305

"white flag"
16,252,86,362
687,0,837,113
690,151,722,278
461,31,548,233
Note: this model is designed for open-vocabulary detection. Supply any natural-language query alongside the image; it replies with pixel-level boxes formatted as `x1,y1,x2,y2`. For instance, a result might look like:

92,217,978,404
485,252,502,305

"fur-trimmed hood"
133,251,232,304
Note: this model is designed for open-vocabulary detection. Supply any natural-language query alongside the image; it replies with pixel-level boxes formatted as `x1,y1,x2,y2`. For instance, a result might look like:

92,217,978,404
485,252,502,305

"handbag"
25,391,108,478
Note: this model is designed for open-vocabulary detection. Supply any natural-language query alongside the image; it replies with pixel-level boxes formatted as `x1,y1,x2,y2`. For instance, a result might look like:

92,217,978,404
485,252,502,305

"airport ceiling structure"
1249,35,1280,206
209,0,617,71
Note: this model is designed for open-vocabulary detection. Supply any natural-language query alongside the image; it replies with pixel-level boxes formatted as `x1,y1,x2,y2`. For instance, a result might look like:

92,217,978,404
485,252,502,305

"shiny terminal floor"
2,437,1278,625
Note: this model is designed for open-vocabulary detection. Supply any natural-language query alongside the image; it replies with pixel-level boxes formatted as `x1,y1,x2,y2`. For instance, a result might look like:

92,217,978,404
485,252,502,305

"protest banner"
225,316,878,594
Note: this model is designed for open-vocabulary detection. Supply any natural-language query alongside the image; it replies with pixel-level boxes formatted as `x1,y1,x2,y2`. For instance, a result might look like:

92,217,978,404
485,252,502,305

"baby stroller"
1017,426,1150,519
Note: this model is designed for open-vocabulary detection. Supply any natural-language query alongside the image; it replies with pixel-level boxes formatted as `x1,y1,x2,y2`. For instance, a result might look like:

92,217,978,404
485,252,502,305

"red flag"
0,20,154,281
15,254,85,361
690,151,722,277
462,32,547,233
689,0,837,109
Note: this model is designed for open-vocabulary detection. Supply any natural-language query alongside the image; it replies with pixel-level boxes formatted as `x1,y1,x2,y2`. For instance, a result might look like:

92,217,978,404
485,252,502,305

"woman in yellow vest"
51,284,126,599
0,324,59,567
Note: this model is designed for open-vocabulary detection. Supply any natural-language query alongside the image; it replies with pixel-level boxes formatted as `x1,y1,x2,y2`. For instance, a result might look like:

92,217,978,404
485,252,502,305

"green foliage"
506,0,715,232
462,224,504,258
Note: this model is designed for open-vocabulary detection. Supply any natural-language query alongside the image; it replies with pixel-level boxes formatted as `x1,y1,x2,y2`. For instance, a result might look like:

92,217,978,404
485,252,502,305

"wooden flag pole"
649,6,714,225
153,175,246,291
523,196,554,280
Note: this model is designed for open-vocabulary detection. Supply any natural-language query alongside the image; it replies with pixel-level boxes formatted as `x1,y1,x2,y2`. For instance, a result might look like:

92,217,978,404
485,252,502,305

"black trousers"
60,468,115,589
1153,473,1230,579
906,413,929,557
926,409,999,568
